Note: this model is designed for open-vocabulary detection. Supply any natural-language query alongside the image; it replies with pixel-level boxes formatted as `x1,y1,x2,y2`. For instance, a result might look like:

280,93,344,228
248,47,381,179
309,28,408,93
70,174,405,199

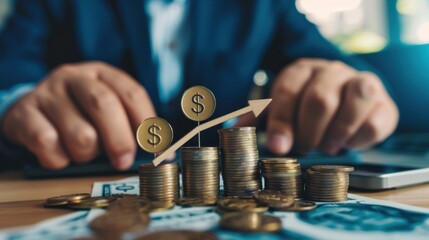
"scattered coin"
253,190,295,209
272,200,317,211
219,212,281,233
90,211,150,237
68,196,117,209
136,117,173,153
137,230,218,240
44,193,91,207
107,196,151,213
217,198,268,213
181,85,216,122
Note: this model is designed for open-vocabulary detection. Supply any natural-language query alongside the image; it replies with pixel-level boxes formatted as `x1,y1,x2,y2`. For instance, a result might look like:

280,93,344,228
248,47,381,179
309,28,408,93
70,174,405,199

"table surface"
1,170,429,229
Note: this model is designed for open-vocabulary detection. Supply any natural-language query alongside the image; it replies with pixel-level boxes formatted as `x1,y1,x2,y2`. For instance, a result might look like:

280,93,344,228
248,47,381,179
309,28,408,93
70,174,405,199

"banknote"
0,211,90,240
1,176,429,240
91,176,139,196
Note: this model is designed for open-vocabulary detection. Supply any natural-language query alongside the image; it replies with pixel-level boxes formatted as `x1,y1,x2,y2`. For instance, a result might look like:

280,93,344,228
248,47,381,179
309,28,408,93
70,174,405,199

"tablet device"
349,163,429,190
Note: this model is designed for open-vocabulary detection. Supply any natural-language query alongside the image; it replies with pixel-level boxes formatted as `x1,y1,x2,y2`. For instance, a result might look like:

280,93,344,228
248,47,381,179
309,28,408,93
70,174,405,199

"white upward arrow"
151,99,272,166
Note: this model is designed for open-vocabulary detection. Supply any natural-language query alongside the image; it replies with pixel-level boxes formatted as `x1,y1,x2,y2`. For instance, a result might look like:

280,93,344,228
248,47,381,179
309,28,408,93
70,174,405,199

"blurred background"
0,0,428,132
297,0,429,132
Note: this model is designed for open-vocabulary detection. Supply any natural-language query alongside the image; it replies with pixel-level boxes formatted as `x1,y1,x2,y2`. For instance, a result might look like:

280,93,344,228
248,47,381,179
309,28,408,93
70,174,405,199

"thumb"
266,102,294,155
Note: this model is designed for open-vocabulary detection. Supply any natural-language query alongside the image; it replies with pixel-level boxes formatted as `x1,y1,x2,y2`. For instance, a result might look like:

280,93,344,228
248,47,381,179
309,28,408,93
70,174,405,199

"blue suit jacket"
0,0,371,160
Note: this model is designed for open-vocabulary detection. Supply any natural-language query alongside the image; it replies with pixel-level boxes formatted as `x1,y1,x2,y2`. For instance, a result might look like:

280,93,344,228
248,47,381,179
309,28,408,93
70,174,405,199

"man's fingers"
3,104,69,169
67,76,136,170
267,62,315,155
346,101,398,149
38,85,99,163
91,62,156,129
321,73,380,154
296,62,356,153
233,112,257,127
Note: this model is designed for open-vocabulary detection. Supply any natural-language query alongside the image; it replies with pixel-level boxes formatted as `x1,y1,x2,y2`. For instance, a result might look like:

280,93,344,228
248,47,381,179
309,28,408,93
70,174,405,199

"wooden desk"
1,170,429,229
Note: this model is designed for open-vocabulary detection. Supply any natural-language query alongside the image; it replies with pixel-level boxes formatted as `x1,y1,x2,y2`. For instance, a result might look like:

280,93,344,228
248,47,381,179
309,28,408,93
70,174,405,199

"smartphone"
349,163,429,190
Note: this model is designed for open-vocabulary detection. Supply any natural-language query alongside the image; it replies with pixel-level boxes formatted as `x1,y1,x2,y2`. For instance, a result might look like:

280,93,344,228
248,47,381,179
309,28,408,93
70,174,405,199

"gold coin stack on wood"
181,147,219,199
139,162,179,202
305,165,354,202
261,158,304,198
218,127,262,197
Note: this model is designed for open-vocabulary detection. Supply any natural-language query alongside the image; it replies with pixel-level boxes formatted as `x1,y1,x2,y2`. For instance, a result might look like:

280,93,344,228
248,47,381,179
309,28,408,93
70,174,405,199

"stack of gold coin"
261,158,303,198
181,147,219,199
139,162,179,202
305,165,354,202
218,127,261,197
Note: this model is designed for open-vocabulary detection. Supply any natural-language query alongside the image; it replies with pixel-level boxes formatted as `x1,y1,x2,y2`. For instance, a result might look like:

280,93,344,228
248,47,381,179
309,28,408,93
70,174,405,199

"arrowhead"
248,99,272,117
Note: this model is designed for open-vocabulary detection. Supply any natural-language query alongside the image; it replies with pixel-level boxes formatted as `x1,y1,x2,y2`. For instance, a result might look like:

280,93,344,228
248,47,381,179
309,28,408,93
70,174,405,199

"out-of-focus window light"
397,0,425,15
296,0,387,54
253,70,268,87
397,0,429,44
0,0,11,31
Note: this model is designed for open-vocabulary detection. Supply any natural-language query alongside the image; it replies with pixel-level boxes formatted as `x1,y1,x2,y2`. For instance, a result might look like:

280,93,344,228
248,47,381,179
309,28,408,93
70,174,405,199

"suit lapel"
116,0,160,109
185,0,218,89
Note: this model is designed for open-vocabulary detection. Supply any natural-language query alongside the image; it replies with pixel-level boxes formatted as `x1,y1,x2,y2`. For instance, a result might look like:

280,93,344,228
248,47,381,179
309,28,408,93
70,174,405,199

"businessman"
0,0,398,170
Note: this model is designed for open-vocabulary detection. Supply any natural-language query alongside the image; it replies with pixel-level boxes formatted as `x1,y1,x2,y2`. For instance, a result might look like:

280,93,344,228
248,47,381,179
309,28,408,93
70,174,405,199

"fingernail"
324,140,342,155
269,133,291,154
116,153,134,170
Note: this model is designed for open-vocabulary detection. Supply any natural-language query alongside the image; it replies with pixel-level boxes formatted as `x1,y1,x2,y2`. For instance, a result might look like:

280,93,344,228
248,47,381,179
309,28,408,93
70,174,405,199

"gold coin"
149,201,175,212
137,230,218,240
45,193,90,207
253,190,295,209
176,197,218,207
68,196,117,209
107,197,151,213
273,200,317,211
310,165,354,173
219,212,281,233
136,117,173,153
261,158,298,164
218,198,268,212
181,85,216,121
90,211,150,235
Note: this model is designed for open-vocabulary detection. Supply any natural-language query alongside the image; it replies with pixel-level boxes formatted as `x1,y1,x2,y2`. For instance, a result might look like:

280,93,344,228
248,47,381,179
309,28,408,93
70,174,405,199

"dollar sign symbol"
147,124,161,147
192,92,205,116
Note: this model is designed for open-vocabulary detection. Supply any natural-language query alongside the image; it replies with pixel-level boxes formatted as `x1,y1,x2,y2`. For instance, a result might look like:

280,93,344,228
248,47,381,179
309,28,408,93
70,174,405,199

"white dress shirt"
145,0,189,103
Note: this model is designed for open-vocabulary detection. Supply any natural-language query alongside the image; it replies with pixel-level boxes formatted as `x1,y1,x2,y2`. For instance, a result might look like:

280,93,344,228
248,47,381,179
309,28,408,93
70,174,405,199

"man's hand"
2,62,156,170
267,58,399,155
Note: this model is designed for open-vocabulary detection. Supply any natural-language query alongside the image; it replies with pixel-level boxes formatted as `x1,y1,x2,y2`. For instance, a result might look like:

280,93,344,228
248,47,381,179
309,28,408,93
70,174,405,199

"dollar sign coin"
136,117,173,153
191,92,204,116
181,86,216,121
148,124,161,147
